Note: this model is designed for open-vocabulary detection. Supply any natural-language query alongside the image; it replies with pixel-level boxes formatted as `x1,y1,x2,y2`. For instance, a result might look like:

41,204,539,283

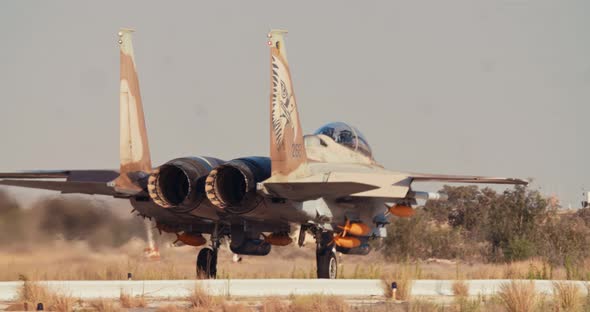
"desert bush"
537,214,590,267
383,209,466,261
380,185,590,266
504,237,536,261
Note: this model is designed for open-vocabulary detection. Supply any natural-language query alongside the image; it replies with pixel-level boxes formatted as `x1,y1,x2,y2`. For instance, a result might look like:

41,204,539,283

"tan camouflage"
0,29,529,280
268,30,308,180
114,29,152,193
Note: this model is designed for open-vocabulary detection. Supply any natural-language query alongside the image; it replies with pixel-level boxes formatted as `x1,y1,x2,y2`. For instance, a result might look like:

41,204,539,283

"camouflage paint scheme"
0,29,527,275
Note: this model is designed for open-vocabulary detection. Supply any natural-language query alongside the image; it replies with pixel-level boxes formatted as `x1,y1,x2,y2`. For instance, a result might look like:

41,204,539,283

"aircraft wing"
262,172,527,201
0,170,121,196
409,173,528,185
263,181,378,201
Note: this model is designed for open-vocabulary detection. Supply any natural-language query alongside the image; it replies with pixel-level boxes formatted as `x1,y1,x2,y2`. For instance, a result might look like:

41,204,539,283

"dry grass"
453,297,482,312
17,280,75,312
381,264,415,301
553,281,582,312
290,294,349,312
262,297,291,312
452,280,469,297
188,284,221,310
220,302,252,312
3,242,590,281
156,304,185,312
119,291,146,308
89,298,122,312
381,277,394,299
409,299,441,312
497,281,537,312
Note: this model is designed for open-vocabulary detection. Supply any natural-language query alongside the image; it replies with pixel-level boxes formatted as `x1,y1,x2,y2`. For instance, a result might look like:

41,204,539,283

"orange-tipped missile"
174,233,206,247
388,204,415,217
333,236,362,249
338,222,371,236
264,233,293,246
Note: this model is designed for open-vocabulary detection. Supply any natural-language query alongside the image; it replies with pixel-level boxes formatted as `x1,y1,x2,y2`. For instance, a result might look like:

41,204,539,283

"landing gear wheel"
196,248,217,279
316,247,338,279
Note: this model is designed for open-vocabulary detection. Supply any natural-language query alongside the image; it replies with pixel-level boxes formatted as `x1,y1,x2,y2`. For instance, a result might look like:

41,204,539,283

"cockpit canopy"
313,122,372,158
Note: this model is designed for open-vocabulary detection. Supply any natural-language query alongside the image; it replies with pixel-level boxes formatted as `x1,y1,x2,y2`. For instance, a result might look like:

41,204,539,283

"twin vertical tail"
268,30,307,180
114,29,152,193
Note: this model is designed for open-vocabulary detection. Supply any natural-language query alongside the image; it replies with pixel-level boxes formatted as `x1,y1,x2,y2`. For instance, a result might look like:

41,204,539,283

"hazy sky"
0,1,588,206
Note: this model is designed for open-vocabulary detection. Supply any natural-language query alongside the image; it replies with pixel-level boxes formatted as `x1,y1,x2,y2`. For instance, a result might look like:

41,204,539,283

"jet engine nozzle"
148,157,220,209
205,157,270,214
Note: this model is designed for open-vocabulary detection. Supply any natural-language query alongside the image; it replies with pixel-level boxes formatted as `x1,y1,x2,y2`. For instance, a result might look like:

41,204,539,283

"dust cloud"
0,189,145,250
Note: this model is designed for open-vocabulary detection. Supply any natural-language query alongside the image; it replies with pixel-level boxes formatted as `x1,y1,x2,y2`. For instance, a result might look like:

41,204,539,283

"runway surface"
0,279,588,300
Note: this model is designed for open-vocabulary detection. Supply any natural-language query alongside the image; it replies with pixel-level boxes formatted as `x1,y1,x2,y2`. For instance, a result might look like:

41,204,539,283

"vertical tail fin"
268,30,307,179
114,29,152,193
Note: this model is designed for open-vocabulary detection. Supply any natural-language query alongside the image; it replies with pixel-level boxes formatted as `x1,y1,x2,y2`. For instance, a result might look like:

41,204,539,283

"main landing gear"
196,224,221,279
196,247,218,279
316,232,338,279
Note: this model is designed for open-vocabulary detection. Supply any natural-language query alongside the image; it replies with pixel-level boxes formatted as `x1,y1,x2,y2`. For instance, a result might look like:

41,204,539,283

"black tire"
316,247,338,279
196,248,217,279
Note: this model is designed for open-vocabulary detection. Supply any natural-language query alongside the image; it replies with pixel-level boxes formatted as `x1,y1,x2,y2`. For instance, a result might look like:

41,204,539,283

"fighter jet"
0,29,527,279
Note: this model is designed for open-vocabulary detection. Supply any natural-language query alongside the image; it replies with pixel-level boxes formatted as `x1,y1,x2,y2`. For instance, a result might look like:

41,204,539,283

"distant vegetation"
382,185,590,271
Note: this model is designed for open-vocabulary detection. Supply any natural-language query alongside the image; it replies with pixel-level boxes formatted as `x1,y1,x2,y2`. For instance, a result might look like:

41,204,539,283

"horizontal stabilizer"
0,180,117,196
263,182,378,201
0,170,119,182
410,174,528,185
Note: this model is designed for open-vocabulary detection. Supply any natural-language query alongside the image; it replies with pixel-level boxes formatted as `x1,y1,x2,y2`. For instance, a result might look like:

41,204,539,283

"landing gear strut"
316,232,338,279
196,223,221,279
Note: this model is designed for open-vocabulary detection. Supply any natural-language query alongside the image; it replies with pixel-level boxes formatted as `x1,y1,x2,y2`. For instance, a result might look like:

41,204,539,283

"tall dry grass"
289,294,349,312
553,282,582,312
262,297,291,312
409,299,441,312
452,280,469,297
89,298,122,312
188,284,221,310
156,305,184,312
381,264,415,301
497,281,537,312
4,241,590,281
17,280,75,312
119,291,146,308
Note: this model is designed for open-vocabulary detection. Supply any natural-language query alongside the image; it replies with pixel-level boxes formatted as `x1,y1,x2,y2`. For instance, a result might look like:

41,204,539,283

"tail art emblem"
271,55,298,149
